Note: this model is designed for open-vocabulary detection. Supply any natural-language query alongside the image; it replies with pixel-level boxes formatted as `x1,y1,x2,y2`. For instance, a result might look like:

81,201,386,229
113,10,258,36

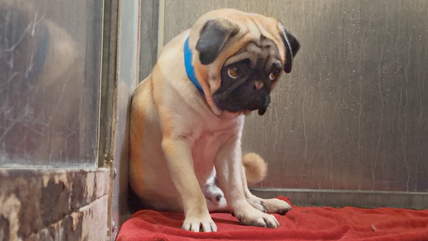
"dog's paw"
203,182,224,205
182,215,217,232
232,202,280,228
234,209,279,228
247,197,268,213
263,198,292,215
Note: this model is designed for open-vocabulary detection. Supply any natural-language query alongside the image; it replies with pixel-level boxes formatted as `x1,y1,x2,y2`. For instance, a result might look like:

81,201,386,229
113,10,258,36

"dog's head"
188,9,300,116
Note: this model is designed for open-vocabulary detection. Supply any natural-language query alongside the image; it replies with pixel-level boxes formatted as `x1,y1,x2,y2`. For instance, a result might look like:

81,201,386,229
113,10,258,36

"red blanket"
117,197,428,241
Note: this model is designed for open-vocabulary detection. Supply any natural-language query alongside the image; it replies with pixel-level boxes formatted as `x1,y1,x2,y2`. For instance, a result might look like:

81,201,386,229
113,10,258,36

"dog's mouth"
257,96,270,115
213,91,271,116
246,94,270,116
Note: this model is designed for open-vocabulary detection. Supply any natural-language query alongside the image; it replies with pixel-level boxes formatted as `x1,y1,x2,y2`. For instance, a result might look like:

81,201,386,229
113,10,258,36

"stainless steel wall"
161,0,428,199
107,0,141,239
0,0,103,166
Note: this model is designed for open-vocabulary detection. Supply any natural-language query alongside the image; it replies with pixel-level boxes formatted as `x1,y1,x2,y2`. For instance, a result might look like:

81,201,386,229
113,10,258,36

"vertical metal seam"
96,0,105,168
107,0,121,236
157,0,165,56
136,0,142,84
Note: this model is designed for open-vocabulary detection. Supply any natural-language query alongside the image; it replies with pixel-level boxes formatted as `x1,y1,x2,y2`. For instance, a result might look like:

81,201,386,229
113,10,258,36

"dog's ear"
280,26,300,73
196,19,240,65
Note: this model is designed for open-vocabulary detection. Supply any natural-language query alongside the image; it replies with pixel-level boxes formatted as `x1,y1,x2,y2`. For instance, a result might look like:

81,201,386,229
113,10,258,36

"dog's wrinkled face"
213,37,283,115
193,11,300,116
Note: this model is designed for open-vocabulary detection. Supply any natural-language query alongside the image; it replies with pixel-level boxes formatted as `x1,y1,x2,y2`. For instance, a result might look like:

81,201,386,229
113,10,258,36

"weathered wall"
0,0,113,240
0,169,110,241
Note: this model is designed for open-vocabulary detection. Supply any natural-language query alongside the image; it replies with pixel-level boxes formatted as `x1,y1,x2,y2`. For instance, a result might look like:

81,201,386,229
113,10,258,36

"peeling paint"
41,177,71,227
0,194,21,241
41,171,70,187
0,168,109,241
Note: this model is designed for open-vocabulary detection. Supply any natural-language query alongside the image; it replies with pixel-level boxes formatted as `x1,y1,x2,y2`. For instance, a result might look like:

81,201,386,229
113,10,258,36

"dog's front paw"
247,196,291,215
247,197,268,213
263,198,292,215
233,203,280,228
182,214,217,232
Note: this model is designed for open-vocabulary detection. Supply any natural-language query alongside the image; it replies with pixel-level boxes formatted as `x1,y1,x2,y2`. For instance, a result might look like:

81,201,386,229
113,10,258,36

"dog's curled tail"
242,152,267,186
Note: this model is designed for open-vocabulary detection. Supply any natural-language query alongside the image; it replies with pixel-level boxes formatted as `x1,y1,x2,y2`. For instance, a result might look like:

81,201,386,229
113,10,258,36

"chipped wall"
0,0,109,239
0,169,110,241
0,0,116,240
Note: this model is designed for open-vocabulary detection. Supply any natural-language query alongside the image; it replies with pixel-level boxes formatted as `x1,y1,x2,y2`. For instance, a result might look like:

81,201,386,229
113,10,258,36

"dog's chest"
191,130,227,181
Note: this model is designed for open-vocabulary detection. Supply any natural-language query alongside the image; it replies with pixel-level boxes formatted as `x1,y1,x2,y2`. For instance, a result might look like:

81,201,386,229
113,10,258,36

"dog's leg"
240,154,292,214
241,167,269,213
161,137,217,232
215,135,280,228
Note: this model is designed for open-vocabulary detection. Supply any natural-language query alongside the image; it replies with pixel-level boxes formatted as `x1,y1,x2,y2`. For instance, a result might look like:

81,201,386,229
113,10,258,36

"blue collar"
183,37,203,92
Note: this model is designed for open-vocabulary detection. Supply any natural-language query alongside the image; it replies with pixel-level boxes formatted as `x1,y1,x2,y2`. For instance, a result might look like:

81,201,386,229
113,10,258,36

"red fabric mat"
117,197,428,241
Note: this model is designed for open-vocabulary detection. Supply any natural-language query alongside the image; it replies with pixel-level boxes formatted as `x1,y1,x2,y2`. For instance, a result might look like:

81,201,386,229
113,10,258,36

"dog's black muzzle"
244,93,271,116
257,95,271,115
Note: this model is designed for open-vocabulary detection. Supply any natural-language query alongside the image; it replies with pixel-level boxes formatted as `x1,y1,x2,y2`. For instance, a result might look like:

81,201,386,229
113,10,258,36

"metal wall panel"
109,0,140,239
161,0,428,195
139,0,159,80
0,0,103,167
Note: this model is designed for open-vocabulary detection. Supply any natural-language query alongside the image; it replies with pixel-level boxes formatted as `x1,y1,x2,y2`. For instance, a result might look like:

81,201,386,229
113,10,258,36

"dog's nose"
253,81,264,90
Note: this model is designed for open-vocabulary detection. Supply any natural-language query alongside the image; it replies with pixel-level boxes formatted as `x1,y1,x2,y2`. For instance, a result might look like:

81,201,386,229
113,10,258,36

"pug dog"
129,8,300,232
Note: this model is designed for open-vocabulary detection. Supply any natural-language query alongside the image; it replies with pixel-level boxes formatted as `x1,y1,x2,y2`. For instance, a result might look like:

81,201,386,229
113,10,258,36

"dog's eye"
227,67,240,79
268,69,279,81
